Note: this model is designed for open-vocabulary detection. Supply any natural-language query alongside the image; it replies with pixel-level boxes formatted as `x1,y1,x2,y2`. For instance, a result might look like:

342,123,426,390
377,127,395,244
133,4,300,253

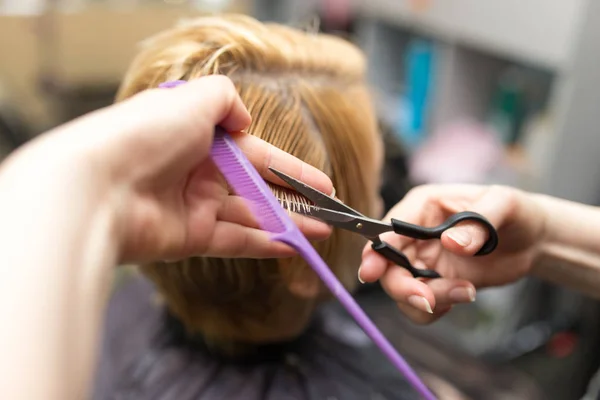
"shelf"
351,0,586,71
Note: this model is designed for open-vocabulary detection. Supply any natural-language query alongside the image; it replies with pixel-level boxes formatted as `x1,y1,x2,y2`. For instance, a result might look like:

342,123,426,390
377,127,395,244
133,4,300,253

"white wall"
543,0,600,204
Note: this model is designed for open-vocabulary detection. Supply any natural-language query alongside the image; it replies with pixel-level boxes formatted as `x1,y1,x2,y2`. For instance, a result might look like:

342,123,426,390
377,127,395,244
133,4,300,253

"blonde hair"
117,14,382,353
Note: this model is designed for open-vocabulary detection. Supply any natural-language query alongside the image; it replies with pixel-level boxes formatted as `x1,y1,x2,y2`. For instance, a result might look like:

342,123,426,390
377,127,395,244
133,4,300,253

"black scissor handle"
371,241,442,279
390,211,499,256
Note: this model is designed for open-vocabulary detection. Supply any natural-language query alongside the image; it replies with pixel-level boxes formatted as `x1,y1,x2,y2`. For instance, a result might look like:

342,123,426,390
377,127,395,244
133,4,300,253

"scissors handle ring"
390,211,499,256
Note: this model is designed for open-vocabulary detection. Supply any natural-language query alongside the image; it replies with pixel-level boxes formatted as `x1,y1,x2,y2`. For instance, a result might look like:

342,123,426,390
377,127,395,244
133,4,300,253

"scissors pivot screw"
356,223,363,229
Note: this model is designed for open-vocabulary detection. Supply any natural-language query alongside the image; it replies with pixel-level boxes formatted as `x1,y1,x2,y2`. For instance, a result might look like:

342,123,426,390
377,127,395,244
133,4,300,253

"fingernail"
447,228,472,247
357,266,365,284
408,295,433,314
330,186,336,197
449,287,476,303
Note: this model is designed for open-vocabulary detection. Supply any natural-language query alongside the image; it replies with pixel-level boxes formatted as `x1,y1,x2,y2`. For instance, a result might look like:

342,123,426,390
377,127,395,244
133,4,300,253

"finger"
442,222,491,256
358,248,389,283
388,259,459,325
229,131,334,197
379,264,437,315
203,222,298,259
426,278,476,305
218,195,332,241
289,212,332,241
163,75,252,133
358,237,420,283
396,274,474,325
216,195,259,228
82,75,252,179
440,185,516,256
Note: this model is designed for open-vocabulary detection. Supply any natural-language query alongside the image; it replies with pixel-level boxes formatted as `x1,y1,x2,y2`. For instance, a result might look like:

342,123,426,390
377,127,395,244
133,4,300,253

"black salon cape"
92,275,422,400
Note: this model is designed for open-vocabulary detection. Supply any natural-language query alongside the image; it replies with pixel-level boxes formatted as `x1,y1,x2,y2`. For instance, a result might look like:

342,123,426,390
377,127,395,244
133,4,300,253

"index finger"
359,188,431,282
154,78,332,196
230,131,334,197
78,75,253,179
158,76,252,134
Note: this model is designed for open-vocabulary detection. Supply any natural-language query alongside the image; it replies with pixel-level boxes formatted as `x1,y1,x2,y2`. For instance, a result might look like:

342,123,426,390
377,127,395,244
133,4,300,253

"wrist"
528,191,600,249
526,192,600,297
527,191,569,277
528,192,554,249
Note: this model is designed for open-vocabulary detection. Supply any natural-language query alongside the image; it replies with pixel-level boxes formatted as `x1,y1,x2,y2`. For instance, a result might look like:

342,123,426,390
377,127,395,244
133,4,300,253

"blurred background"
1,0,600,398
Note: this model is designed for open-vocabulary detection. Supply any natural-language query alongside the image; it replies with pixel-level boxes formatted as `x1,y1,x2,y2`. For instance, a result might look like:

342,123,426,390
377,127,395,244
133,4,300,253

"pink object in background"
320,0,352,28
409,120,505,184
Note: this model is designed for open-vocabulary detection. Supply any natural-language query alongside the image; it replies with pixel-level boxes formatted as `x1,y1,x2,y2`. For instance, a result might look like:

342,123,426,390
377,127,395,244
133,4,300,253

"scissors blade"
269,167,364,216
299,206,393,239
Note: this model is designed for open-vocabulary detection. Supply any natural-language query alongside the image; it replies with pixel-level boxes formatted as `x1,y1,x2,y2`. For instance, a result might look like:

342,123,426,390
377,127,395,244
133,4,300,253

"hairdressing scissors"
269,167,499,279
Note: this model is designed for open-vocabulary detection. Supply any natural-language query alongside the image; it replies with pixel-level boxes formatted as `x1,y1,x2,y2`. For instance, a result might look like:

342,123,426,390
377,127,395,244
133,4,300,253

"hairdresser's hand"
112,76,334,262
358,184,547,323
4,76,333,264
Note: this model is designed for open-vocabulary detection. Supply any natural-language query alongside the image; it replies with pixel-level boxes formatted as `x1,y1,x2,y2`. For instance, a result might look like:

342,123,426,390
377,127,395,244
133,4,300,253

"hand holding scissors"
269,168,499,280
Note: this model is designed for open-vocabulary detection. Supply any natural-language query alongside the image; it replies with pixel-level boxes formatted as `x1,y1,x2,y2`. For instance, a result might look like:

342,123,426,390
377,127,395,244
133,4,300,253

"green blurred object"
487,68,527,145
487,66,553,146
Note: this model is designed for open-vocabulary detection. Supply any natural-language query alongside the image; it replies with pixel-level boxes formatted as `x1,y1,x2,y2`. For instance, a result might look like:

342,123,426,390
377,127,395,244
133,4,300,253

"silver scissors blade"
299,206,393,239
269,167,364,216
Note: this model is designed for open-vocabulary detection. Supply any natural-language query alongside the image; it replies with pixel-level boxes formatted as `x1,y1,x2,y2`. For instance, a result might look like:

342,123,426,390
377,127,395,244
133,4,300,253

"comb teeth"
273,186,314,215
210,129,293,234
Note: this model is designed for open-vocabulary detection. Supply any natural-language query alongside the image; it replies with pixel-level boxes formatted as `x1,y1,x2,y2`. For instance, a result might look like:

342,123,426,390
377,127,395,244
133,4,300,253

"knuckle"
210,75,237,100
487,184,509,199
488,184,520,214
213,74,234,86
203,73,232,86
406,185,428,199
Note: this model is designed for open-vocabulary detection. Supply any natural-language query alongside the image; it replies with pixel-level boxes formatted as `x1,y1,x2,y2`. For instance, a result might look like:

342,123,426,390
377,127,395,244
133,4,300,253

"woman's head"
117,14,383,351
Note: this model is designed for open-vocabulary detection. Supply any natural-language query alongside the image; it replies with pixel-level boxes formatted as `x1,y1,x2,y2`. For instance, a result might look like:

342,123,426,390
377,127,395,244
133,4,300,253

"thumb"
92,75,251,181
441,186,514,256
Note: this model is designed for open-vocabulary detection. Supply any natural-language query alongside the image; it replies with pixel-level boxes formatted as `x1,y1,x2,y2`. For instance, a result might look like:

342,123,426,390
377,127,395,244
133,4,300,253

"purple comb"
159,80,437,400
